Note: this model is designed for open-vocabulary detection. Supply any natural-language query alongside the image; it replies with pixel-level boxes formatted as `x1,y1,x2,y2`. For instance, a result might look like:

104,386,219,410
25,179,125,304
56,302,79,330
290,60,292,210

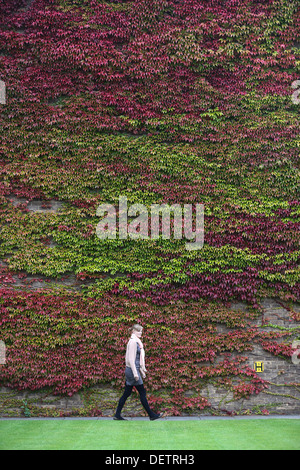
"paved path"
1,415,299,421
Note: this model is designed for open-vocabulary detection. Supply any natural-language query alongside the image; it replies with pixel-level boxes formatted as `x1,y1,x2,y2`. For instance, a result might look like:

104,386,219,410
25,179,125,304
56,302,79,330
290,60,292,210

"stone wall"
0,197,299,417
0,298,299,418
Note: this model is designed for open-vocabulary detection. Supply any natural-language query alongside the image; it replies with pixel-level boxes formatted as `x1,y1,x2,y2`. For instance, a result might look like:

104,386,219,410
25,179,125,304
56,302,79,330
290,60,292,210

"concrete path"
1,415,299,421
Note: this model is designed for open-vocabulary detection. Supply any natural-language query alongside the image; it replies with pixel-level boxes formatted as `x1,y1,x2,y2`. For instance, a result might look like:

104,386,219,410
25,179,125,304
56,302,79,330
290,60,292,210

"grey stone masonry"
0,298,299,418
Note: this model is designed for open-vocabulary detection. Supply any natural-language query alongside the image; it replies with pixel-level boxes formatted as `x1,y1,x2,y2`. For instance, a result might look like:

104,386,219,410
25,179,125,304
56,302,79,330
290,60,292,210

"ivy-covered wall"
0,0,299,416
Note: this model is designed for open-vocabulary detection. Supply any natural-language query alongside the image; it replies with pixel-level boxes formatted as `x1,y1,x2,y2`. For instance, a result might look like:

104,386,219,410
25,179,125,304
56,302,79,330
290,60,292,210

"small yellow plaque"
254,362,264,372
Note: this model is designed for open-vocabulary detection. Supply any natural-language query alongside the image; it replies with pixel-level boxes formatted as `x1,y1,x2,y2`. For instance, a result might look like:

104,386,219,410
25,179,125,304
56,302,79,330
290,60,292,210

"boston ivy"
0,0,299,414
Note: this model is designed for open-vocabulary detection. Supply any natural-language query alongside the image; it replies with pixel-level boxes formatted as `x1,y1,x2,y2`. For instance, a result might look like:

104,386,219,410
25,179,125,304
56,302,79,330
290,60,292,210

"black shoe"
150,412,164,421
113,415,127,421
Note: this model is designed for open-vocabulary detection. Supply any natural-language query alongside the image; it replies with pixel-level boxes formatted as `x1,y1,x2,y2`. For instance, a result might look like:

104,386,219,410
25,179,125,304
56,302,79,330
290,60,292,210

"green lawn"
0,419,299,450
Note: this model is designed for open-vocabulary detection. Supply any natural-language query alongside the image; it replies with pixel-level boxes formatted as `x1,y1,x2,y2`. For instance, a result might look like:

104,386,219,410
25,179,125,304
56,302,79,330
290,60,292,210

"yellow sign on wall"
254,362,264,372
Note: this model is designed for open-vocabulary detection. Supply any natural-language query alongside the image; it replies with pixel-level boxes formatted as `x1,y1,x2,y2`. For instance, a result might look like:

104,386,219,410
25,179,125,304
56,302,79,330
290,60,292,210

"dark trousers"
115,384,157,419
